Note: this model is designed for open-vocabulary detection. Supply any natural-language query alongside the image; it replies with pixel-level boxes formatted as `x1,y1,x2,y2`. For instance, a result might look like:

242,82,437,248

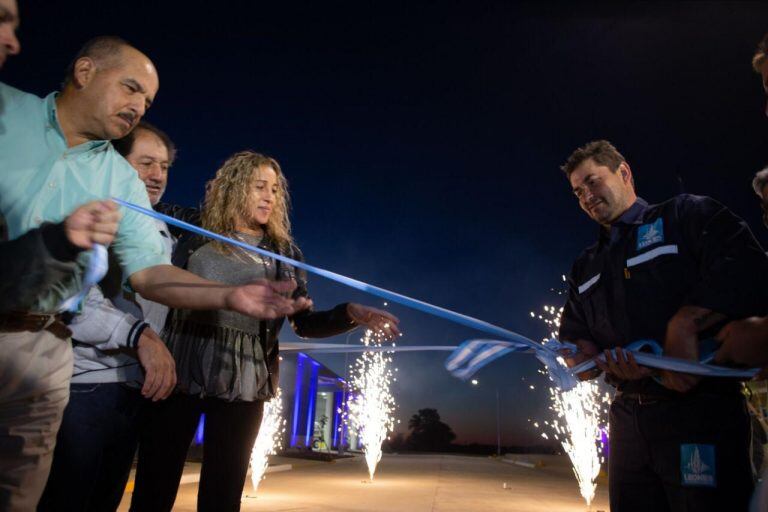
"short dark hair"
753,166,768,197
113,121,177,166
561,140,627,177
753,32,768,73
62,35,131,88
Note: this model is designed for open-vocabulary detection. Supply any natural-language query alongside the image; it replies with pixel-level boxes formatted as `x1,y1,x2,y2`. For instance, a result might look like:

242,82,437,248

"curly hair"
202,151,293,252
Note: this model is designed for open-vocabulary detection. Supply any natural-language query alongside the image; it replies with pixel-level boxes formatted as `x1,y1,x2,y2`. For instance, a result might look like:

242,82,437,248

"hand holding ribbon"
58,243,108,312
569,339,758,381
106,198,762,389
446,338,759,392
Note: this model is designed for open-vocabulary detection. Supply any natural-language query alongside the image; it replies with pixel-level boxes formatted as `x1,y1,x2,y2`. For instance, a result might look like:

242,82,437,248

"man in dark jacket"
560,139,768,512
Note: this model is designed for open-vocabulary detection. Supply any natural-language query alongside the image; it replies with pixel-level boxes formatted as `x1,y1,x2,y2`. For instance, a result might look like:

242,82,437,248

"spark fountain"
532,304,610,509
249,387,286,493
346,329,396,480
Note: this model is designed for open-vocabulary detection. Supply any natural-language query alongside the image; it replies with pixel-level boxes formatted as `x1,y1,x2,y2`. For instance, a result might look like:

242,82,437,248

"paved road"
118,453,609,511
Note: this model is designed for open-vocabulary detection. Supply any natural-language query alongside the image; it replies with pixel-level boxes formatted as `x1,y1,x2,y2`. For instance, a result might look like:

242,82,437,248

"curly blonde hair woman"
203,151,293,252
133,151,400,512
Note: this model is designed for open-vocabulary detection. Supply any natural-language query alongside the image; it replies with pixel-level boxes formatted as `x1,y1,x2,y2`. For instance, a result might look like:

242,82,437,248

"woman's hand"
347,303,401,340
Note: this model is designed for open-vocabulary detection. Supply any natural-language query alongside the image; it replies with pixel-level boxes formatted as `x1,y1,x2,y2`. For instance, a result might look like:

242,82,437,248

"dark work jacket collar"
598,197,649,248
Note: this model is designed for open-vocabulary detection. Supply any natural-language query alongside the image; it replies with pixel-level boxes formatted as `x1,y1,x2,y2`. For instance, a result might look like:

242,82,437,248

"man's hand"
347,303,401,339
131,267,313,316
595,347,654,381
224,279,312,320
660,306,724,392
560,339,602,380
136,328,177,401
715,316,768,379
64,200,121,249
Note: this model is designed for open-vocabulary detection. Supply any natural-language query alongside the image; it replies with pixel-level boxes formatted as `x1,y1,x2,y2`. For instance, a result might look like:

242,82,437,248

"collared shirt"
0,82,169,313
560,194,768,350
606,197,648,245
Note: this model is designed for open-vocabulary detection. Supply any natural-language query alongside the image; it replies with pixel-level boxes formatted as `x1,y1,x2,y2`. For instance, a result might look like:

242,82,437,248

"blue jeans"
38,382,145,512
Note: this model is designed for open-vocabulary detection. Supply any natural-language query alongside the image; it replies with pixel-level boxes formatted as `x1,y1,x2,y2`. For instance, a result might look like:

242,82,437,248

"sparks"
533,303,610,508
548,380,607,507
346,329,396,480
249,387,286,493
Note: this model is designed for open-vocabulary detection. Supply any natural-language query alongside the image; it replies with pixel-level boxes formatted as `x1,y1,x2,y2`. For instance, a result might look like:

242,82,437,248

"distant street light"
469,380,501,456
495,389,501,457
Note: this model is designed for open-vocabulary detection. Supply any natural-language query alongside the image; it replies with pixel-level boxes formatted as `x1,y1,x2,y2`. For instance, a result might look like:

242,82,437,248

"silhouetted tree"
406,408,456,451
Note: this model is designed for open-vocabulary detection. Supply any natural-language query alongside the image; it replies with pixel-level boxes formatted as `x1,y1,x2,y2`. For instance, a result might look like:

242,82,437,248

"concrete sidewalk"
118,453,608,511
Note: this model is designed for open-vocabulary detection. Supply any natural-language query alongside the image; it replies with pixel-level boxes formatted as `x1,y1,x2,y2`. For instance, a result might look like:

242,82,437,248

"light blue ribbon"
58,243,108,312
108,198,759,389
112,198,552,354
569,339,758,379
281,342,458,354
448,338,758,390
445,338,579,390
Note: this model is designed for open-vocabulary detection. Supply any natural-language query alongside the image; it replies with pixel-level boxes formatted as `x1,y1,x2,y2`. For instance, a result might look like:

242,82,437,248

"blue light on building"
194,414,205,445
291,353,308,447
288,353,347,450
332,382,345,448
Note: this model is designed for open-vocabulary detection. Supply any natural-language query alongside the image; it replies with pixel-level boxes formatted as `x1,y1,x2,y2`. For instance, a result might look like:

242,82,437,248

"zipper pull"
624,267,630,279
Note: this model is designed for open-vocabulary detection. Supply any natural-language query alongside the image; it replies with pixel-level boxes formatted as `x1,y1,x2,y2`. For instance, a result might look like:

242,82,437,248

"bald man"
0,36,308,510
0,1,120,316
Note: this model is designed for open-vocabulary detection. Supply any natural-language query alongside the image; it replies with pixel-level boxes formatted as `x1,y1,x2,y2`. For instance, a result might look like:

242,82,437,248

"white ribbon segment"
281,342,457,354
445,338,580,391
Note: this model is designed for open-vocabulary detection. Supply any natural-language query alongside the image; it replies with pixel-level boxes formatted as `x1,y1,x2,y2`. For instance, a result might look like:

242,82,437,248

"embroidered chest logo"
680,444,716,487
636,218,664,250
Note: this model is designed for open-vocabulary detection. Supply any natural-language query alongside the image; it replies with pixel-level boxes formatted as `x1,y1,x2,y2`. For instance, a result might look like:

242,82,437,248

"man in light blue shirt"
39,121,179,512
0,36,307,510
0,2,122,318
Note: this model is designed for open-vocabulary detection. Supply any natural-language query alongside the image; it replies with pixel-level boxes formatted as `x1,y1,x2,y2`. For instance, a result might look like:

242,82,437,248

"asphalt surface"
117,453,609,511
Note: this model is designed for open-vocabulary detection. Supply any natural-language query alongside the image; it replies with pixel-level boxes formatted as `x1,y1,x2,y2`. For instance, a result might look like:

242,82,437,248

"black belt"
615,392,674,405
616,388,742,406
0,311,72,339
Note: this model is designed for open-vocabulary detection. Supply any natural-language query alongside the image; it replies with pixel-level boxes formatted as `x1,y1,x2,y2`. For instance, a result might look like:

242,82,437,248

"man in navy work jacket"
559,139,768,512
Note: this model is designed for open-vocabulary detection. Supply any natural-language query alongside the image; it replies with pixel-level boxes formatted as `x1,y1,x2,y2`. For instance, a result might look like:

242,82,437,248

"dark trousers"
609,392,753,512
38,382,145,512
130,394,264,512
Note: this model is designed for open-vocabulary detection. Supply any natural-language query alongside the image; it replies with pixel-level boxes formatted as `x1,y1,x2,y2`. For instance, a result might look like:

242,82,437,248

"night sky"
5,1,768,446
